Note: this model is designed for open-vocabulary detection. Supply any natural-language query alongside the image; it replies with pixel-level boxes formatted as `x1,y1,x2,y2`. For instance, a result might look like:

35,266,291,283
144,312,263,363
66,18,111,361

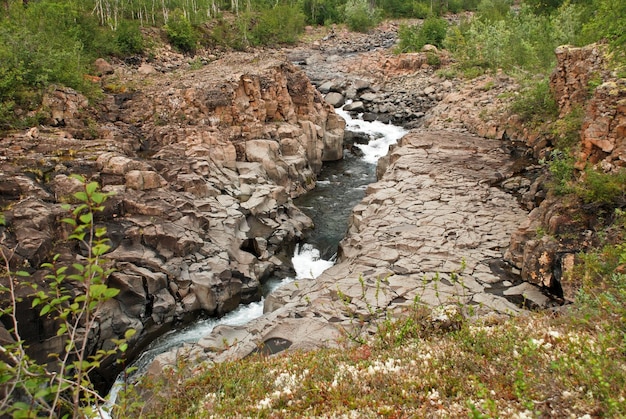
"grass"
127,264,626,418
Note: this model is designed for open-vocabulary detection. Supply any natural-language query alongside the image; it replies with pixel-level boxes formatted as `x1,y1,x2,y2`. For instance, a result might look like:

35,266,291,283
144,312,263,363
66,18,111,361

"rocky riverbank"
0,53,344,390
139,27,560,386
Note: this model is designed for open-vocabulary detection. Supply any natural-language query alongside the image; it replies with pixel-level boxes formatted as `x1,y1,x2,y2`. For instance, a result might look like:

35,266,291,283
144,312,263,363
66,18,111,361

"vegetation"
396,16,448,53
0,177,135,417
137,243,626,417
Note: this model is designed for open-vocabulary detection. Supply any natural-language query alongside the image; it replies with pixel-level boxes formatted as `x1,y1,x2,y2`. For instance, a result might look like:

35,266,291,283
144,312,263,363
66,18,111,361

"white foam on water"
335,104,407,164
292,243,335,280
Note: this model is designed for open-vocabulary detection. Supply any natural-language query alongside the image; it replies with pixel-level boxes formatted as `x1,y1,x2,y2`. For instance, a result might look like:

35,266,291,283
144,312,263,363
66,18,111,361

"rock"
125,170,167,190
344,101,365,112
94,58,114,75
0,52,337,392
138,63,157,75
324,92,345,108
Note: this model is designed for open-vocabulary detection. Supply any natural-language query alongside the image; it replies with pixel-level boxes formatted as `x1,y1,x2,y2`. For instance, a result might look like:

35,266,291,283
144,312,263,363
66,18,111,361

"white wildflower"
256,397,272,410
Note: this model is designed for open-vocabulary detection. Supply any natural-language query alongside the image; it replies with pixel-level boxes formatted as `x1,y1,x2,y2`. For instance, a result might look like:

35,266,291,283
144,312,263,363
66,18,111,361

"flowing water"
103,108,407,413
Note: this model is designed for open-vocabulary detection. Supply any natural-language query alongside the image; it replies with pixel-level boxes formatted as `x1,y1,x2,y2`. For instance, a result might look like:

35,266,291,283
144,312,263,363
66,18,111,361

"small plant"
0,175,136,418
510,77,559,125
396,16,448,53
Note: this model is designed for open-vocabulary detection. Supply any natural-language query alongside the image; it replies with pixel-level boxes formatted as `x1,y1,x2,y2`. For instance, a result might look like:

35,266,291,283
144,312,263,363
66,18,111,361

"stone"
344,101,365,112
94,58,114,75
325,92,345,108
138,63,157,75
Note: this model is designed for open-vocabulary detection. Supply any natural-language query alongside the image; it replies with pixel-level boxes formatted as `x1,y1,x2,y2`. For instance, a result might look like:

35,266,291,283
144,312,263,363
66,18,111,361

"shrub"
396,17,448,53
547,150,576,195
476,0,512,22
165,9,197,53
116,20,145,56
344,0,381,33
250,4,305,46
576,168,626,207
509,77,558,124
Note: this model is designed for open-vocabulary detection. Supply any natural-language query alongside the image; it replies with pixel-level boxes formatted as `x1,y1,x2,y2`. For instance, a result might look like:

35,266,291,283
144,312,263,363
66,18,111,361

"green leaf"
40,305,51,316
79,212,93,225
86,181,98,196
72,263,85,272
92,191,105,204
61,217,77,226
70,174,86,183
73,203,88,215
104,288,120,299
125,328,137,340
0,213,5,226
92,243,111,256
15,270,30,277
74,191,88,202
119,342,128,352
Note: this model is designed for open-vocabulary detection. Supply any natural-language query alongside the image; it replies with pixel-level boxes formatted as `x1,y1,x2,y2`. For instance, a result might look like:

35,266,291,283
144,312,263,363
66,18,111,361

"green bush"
396,17,448,53
250,4,305,46
302,0,344,25
476,0,512,22
510,77,558,124
116,20,145,56
165,9,198,53
547,150,576,195
344,0,381,33
576,168,626,206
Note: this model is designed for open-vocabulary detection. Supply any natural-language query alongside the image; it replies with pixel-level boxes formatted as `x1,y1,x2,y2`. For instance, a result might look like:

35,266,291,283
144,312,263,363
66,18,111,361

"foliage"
344,0,381,33
476,0,512,22
250,3,306,46
116,20,145,55
302,0,344,25
443,2,595,75
581,0,626,65
545,150,576,195
509,77,558,124
0,176,135,418
552,106,583,150
575,167,626,207
396,17,448,53
165,9,198,53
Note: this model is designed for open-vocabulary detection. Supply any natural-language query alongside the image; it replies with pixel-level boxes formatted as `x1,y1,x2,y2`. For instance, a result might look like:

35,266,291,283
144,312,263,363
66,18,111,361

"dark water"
294,149,377,260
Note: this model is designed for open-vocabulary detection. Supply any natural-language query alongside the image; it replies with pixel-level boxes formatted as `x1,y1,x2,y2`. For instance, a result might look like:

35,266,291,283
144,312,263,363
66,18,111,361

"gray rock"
325,92,345,108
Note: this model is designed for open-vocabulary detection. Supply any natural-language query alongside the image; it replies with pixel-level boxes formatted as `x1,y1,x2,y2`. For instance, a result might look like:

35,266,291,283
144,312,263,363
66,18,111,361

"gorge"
1,20,624,413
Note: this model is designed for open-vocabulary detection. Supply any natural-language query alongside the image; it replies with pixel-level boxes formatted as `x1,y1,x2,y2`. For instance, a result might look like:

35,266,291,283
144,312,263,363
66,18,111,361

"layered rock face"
0,54,343,388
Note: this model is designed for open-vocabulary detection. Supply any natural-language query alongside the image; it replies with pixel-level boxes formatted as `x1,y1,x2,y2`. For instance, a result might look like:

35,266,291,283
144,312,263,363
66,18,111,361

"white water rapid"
335,103,407,164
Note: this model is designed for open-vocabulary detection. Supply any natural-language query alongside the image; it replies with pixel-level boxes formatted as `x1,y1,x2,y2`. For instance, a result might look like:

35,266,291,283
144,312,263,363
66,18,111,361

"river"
103,107,407,411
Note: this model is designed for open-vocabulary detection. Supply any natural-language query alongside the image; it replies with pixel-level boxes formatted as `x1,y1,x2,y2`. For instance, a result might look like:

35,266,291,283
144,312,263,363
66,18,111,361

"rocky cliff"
506,44,626,299
0,52,344,389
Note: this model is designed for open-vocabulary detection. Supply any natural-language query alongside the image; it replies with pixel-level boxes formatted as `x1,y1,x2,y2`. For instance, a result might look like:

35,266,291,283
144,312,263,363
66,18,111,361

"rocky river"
2,23,623,398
